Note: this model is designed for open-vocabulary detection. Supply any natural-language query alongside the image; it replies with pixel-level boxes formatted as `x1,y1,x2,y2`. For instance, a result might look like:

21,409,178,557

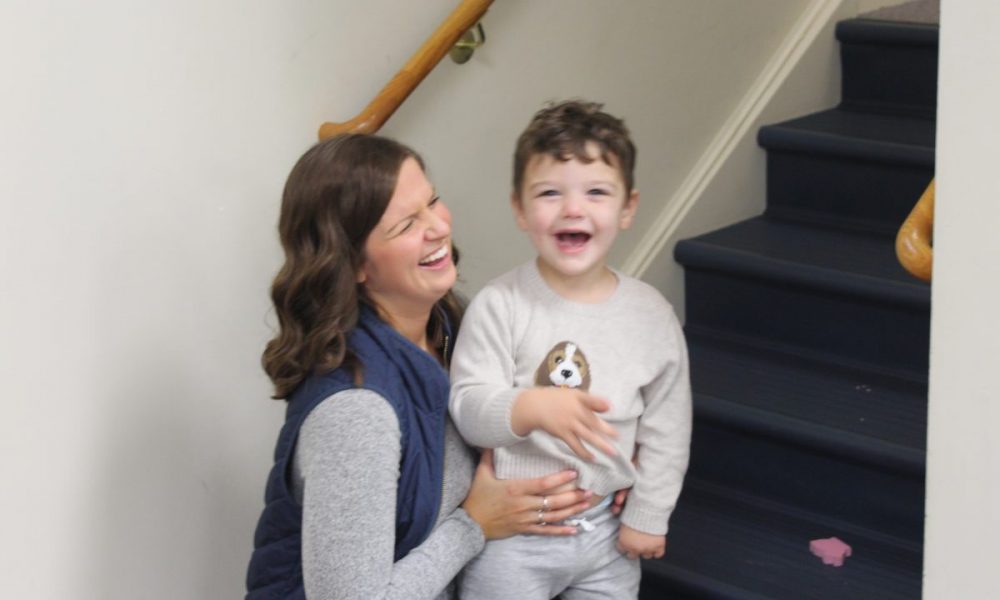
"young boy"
450,100,692,599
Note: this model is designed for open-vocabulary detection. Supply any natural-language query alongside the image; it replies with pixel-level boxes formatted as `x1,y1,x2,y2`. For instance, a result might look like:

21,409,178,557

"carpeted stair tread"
687,329,926,473
655,11,932,597
675,216,929,308
642,481,922,600
758,108,935,166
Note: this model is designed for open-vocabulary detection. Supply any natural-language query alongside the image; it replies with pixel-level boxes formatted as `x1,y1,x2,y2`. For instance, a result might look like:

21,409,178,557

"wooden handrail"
318,0,494,140
896,178,934,282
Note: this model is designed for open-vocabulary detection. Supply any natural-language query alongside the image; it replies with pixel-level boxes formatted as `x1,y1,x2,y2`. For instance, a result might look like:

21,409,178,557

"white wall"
0,1,824,597
923,1,1000,597
384,1,813,296
0,1,461,597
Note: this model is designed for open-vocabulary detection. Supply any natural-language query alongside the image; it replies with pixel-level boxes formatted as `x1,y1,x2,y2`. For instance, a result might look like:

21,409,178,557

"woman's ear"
619,189,639,230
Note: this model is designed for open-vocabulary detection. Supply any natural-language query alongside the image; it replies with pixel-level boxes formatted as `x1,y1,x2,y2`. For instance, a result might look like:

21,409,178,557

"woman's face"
359,157,456,318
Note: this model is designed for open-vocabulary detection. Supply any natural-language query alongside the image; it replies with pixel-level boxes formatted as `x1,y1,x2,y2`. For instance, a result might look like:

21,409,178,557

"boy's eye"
429,195,440,207
588,188,610,196
537,189,560,198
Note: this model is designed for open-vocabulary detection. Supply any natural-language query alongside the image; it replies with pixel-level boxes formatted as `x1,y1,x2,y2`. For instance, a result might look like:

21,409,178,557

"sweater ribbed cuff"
450,507,486,555
620,501,670,536
483,388,527,447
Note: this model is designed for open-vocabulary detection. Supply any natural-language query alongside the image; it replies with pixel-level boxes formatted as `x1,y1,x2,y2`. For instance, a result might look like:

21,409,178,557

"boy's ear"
510,192,529,231
619,189,639,230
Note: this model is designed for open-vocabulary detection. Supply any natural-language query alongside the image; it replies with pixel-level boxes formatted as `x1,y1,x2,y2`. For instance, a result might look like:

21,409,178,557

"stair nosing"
683,479,925,553
758,118,935,167
675,235,930,310
836,18,939,46
684,323,929,384
695,392,926,475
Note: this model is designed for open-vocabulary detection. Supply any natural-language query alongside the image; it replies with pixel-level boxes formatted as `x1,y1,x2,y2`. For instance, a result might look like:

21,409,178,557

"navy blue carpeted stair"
639,17,936,600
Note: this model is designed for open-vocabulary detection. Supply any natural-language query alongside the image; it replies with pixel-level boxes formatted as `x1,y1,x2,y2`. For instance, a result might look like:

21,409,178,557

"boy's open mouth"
556,232,591,249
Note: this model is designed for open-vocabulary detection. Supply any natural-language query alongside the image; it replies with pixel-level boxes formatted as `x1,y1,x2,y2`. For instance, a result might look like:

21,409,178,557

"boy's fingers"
579,393,610,412
576,428,617,457
564,435,595,462
592,416,619,438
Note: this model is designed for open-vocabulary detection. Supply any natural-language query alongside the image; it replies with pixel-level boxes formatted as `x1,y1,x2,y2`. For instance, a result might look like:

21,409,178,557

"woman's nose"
425,206,452,238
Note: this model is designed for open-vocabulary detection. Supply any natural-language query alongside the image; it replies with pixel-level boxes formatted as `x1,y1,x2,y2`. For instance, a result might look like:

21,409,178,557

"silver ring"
541,496,549,511
537,509,546,525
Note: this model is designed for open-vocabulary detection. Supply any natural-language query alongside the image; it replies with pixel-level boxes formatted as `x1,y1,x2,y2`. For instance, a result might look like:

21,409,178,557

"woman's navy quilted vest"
245,306,451,599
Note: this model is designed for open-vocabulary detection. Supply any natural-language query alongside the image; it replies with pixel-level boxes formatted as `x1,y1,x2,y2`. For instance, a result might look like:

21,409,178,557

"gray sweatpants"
458,503,640,599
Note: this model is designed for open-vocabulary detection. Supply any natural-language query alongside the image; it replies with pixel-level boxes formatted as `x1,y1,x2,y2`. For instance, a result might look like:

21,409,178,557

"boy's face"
512,143,638,287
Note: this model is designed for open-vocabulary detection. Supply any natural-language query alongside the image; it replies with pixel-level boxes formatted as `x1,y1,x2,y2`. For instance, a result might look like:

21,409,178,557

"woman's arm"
295,390,482,600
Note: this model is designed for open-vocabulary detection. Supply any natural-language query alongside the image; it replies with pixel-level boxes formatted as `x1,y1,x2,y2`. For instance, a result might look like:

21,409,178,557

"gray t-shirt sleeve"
293,389,484,600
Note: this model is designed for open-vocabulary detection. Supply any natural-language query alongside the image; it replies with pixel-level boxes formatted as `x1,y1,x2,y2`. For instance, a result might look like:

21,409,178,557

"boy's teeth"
419,246,448,265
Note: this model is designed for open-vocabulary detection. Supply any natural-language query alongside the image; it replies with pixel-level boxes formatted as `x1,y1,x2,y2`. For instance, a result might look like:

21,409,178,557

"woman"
245,134,593,599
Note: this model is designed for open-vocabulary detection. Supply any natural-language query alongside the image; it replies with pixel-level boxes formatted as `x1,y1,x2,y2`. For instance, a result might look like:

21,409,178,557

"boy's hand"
616,524,666,560
511,387,618,461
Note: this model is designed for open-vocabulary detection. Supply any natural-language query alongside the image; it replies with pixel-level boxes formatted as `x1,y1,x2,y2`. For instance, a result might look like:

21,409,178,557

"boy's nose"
561,194,584,217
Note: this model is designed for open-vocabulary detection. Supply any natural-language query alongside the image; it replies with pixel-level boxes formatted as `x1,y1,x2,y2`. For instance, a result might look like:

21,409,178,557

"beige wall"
924,1,1000,596
0,0,908,597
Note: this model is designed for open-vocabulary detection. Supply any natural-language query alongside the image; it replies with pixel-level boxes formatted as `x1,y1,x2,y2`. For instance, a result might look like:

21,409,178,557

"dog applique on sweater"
534,341,591,390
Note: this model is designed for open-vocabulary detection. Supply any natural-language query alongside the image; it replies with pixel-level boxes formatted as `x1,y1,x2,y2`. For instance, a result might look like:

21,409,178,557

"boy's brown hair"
512,100,636,200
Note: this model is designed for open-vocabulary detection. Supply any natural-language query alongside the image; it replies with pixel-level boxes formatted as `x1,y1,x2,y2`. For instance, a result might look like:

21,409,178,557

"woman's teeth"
419,246,448,265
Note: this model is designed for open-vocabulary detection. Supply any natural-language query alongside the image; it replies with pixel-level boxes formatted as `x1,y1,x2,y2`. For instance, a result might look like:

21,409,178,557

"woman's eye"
397,219,415,234
429,196,440,207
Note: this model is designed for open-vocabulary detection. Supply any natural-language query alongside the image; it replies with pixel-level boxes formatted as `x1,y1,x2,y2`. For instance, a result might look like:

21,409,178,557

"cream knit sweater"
450,261,692,535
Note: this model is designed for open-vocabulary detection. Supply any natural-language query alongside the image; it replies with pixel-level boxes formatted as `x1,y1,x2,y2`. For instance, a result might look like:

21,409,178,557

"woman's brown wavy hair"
263,134,463,399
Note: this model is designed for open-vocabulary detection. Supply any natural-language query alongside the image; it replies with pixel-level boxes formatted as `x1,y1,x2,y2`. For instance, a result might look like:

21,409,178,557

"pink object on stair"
809,537,852,567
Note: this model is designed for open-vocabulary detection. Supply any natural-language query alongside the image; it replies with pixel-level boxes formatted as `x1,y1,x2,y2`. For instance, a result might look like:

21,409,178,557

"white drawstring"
564,495,613,532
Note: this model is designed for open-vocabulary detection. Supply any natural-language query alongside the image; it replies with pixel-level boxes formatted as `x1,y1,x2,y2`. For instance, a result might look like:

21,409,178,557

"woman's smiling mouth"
418,245,450,267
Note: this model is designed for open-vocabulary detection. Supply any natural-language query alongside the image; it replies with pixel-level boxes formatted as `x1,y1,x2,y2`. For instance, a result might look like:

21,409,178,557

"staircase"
640,16,936,600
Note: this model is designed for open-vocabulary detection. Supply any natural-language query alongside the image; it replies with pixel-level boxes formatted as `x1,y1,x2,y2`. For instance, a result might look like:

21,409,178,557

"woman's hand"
611,448,638,515
462,449,593,540
610,488,630,515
